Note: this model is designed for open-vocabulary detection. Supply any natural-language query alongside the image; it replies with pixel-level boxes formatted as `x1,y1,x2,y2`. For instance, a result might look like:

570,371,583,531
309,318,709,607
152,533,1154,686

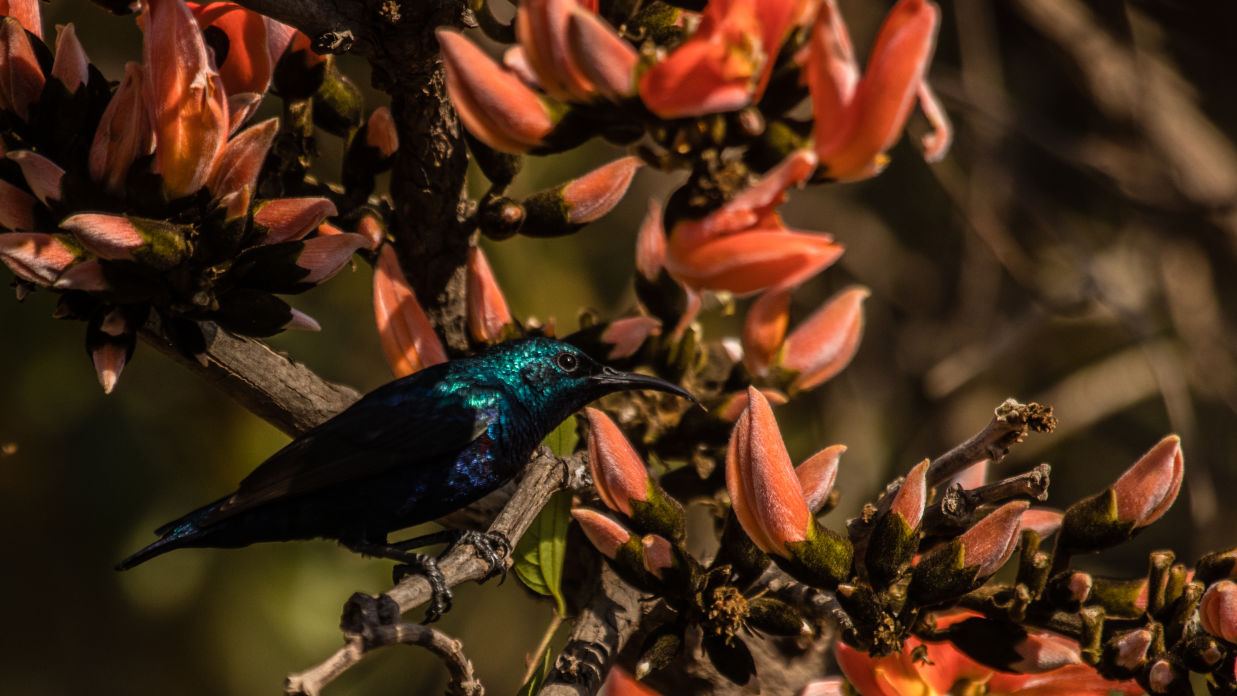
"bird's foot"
446,530,511,584
392,554,452,623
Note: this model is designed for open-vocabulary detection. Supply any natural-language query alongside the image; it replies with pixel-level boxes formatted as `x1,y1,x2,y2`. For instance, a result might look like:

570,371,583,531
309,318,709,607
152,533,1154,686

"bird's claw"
449,530,511,584
392,553,452,623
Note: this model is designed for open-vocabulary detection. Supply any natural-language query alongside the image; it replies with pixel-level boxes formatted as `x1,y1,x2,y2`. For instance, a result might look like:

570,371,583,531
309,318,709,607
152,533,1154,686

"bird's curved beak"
592,366,702,408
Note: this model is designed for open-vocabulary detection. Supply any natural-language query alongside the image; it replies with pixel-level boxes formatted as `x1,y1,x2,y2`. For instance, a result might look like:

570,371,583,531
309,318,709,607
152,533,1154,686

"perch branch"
284,450,591,693
285,622,483,696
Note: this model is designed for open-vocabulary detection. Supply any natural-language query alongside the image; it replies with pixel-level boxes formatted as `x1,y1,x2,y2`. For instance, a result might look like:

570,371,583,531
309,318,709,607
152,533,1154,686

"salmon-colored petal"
187,1,273,97
90,62,153,195
572,508,634,560
253,197,338,244
601,315,660,360
437,28,555,153
0,0,41,38
585,407,650,516
51,23,89,92
297,233,366,284
814,0,939,182
635,199,665,281
961,501,1027,577
208,117,278,215
782,285,867,391
797,444,844,514
742,288,790,374
0,16,45,120
666,228,844,296
144,0,230,198
466,246,512,343
561,156,641,223
726,386,810,556
566,7,637,99
372,244,448,377
1112,435,1183,528
0,232,75,285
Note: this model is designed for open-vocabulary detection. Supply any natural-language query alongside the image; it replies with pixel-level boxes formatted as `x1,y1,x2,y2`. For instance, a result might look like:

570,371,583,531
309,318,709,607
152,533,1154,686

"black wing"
199,376,497,526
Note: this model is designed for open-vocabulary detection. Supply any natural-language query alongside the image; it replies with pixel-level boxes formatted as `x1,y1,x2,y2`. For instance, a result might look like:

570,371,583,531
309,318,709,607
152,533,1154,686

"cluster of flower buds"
572,404,813,685
0,0,395,391
433,0,950,404
569,380,1217,693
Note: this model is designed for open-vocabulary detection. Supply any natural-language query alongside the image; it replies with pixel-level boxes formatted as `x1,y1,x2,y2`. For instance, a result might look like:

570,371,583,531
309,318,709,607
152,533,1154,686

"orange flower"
807,0,951,181
143,0,229,199
187,2,273,97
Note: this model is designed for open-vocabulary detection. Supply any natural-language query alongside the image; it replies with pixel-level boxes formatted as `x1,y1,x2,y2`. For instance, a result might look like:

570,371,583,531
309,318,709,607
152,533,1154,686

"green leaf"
541,415,579,456
514,490,571,615
515,641,553,696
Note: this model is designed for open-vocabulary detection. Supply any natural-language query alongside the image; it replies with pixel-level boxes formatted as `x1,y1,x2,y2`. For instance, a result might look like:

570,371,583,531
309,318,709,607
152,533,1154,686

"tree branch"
228,0,373,56
285,621,484,696
537,564,643,696
140,318,360,437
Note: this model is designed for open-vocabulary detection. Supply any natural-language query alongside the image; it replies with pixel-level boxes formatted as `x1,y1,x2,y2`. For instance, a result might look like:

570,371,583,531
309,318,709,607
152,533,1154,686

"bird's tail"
115,496,227,570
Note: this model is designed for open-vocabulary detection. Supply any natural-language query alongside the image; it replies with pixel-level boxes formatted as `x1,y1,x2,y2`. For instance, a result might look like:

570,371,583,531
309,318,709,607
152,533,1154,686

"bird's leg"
443,530,512,584
344,541,452,623
389,529,512,584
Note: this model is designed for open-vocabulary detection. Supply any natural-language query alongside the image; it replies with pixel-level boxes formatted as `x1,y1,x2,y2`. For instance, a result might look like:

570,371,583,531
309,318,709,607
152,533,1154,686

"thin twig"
922,463,1052,533
285,622,484,696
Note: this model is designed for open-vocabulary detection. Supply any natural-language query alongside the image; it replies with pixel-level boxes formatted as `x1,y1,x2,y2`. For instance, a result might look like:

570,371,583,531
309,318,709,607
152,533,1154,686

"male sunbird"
119,338,694,619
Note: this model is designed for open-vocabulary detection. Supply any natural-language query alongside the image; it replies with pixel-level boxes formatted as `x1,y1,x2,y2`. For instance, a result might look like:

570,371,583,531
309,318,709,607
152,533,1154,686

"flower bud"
599,316,660,360
437,28,557,153
0,0,41,38
742,289,790,375
87,307,137,394
1060,435,1183,553
1107,628,1152,671
945,617,1081,674
726,387,852,588
909,501,1027,605
372,244,447,377
1201,580,1237,644
8,151,65,205
585,407,685,542
781,285,867,392
865,458,927,587
253,198,338,244
572,508,661,592
641,534,673,579
0,179,36,231
521,157,641,237
365,106,399,158
565,7,637,100
635,199,665,282
60,214,192,270
465,246,512,344
0,232,75,285
0,16,45,121
50,23,89,92
89,62,152,195
208,118,279,217
797,444,844,514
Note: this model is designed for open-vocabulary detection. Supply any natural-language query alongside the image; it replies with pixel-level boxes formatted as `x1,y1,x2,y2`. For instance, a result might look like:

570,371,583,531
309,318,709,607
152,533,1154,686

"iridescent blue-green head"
476,337,696,423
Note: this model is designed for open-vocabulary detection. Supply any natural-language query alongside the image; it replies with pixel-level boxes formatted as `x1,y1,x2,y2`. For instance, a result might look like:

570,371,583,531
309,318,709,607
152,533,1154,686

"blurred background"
2,0,1236,693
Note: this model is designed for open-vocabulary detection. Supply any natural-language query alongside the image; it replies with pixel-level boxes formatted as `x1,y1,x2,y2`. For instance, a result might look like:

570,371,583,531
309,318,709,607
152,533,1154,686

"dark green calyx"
865,510,920,589
907,539,979,606
125,217,193,270
1196,546,1237,585
628,480,686,543
1059,487,1136,553
780,522,854,591
609,536,663,594
702,633,756,686
941,617,1031,673
711,511,770,590
746,597,807,637
1086,576,1148,619
635,621,685,679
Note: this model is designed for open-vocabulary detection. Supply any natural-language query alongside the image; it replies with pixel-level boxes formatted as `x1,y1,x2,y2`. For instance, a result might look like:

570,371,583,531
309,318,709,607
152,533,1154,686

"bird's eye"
555,351,579,372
